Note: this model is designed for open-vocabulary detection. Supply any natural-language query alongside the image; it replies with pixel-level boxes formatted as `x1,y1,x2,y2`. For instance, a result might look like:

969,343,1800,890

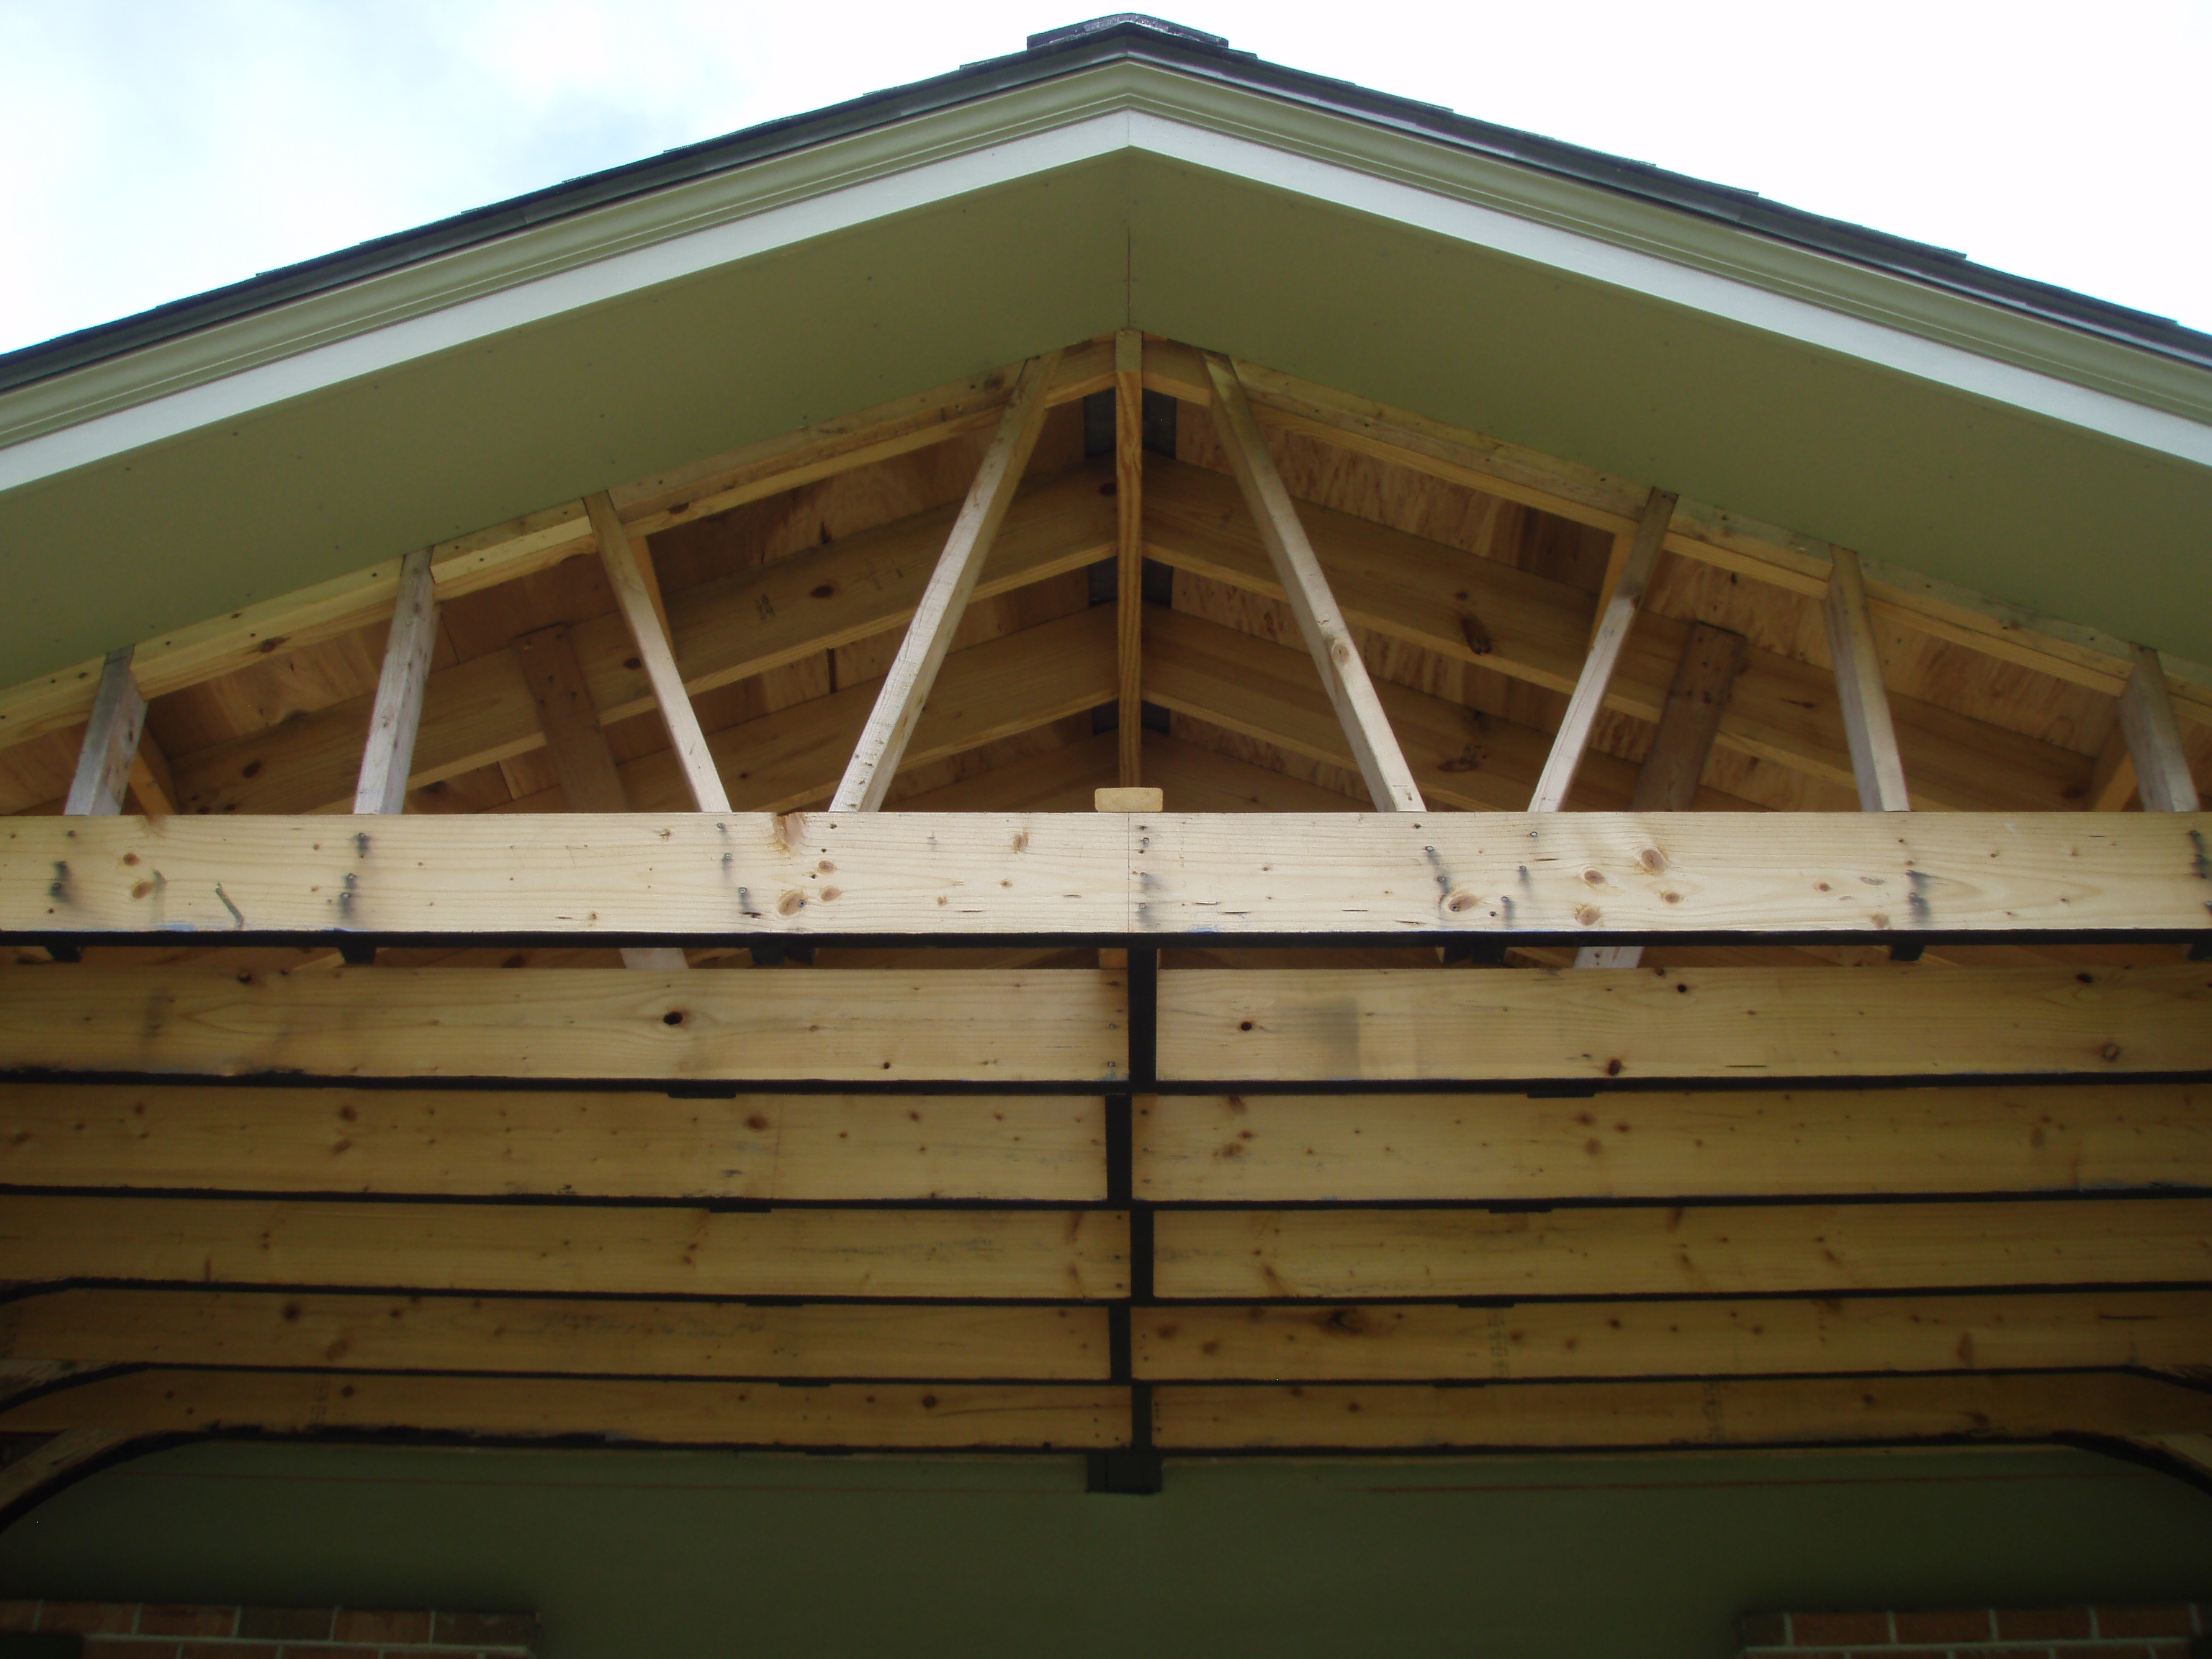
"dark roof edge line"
4,20,2208,402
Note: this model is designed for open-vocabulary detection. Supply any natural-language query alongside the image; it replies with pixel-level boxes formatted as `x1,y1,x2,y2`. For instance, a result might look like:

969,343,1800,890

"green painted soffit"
1,58,2208,688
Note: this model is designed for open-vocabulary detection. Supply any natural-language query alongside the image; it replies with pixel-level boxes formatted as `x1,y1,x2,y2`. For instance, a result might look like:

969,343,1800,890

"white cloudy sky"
3,0,2208,357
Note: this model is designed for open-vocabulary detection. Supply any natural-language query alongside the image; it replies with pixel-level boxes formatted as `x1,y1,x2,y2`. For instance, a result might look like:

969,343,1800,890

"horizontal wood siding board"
0,1368,1127,1449
1154,965,2212,1084
0,967,1128,1084
0,1084,1107,1201
1151,1197,2212,1300
0,1193,1131,1300
1131,1289,2212,1380
0,1287,1112,1380
1134,1084,2212,1201
1148,1372,2212,1451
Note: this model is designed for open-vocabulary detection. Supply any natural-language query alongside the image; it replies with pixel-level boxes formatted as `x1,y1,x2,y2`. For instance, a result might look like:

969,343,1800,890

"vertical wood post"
2117,644,2201,813
1115,330,1146,788
63,649,148,817
1822,545,1911,811
351,549,440,816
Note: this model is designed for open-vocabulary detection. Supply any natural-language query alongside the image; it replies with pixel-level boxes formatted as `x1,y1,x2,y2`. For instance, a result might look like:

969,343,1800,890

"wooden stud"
586,490,730,813
0,1287,1111,1381
0,1192,1130,1300
1824,544,1912,811
1202,354,1422,811
1153,1196,2212,1300
1132,1083,2212,1202
127,730,177,817
0,1426,128,1514
1133,1289,2212,1381
349,548,440,816
2118,644,2202,813
1115,330,1146,787
1528,486,1677,813
832,353,1061,812
62,648,147,817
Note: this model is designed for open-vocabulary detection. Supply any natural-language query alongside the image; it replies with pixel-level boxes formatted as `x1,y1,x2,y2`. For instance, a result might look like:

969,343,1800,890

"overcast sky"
4,0,2207,359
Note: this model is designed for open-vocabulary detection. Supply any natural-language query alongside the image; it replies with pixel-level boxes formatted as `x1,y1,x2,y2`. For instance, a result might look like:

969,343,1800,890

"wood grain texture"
63,649,146,817
0,1288,1110,1380
0,1193,1130,1299
1133,1289,2212,1380
0,1084,1106,1200
0,966,1130,1084
1115,330,1146,788
1632,621,1749,813
0,1370,1125,1448
1152,1197,2212,1300
1155,964,2212,1083
1150,1372,2212,1451
350,549,441,817
2121,643,2203,814
9,811,2211,941
1824,545,1912,811
1133,1084,2212,1202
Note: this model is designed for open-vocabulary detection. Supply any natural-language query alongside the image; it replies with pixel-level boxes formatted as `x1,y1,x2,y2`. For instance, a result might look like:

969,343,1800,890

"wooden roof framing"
0,330,2208,1511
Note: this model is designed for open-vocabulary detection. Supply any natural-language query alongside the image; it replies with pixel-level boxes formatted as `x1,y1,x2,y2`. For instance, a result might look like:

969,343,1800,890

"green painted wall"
3,1442,2207,1658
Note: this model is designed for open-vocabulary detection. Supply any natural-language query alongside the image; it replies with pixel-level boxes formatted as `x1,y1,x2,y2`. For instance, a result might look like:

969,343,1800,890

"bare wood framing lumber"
1133,1084,2212,1202
0,1426,130,1515
1202,354,1422,811
586,491,729,813
0,1370,1125,1450
1151,1372,2212,1452
1529,486,1678,814
0,1193,1130,1300
1824,544,1912,811
9,811,2212,942
62,649,148,817
1115,331,1146,787
0,966,1129,1084
2119,643,2203,814
833,353,1061,811
1155,963,2212,1084
349,548,441,817
1133,1289,2212,1381
0,1288,1111,1381
0,1084,1107,1201
1153,1196,2212,1300
127,732,176,817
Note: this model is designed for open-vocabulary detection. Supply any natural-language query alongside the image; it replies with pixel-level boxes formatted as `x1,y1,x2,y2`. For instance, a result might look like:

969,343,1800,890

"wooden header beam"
8,811,2210,943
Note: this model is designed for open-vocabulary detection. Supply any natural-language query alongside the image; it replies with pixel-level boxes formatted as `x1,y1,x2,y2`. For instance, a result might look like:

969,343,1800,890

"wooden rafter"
2118,642,2203,813
1115,331,1146,786
832,354,1061,811
62,648,146,817
1202,354,1421,811
1824,544,1912,811
350,548,440,816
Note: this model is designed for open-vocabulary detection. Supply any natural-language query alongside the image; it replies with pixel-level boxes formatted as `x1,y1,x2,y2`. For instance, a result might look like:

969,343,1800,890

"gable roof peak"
1027,14,1231,50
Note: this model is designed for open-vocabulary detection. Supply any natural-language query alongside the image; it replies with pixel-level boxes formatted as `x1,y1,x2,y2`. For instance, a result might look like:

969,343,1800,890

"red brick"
1791,1614,1892,1647
2098,1607,2198,1640
1858,1650,1948,1659
238,1607,333,1640
179,1647,274,1659
285,1647,378,1659
1997,1609,2095,1642
41,1603,139,1635
138,1606,236,1638
84,1644,178,1659
334,1608,433,1642
1977,1649,2059,1659
0,1602,39,1632
431,1611,538,1647
1895,1609,1994,1644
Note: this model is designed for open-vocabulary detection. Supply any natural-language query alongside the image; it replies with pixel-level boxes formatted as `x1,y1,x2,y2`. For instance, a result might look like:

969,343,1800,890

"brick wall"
1740,1604,2210,1659
0,1602,535,1658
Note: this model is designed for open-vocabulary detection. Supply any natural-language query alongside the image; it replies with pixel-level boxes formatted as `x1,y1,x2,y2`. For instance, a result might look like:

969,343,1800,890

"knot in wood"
1637,847,1667,875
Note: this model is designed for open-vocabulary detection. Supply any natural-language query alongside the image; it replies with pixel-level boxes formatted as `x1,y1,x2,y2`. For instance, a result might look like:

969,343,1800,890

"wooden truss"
0,331,2207,1507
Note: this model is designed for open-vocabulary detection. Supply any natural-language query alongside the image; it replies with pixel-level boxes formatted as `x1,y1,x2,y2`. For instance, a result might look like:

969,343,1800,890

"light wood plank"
1156,1197,2212,1300
1115,330,1146,787
2119,643,2203,814
1151,1372,2212,1451
127,731,177,817
1155,963,2212,1084
586,490,729,813
0,1370,1125,1449
1133,1289,2212,1380
62,649,146,817
833,354,1060,811
9,811,2212,941
0,1192,1129,1300
1202,354,1421,811
1529,487,1677,813
0,966,1129,1084
1133,1084,2212,1202
1824,544,1912,811
350,547,441,817
0,1084,1106,1200
0,1427,130,1515
0,1288,1111,1380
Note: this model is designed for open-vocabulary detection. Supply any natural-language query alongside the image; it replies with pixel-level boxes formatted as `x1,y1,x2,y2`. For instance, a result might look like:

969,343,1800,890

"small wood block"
1094,787,1164,812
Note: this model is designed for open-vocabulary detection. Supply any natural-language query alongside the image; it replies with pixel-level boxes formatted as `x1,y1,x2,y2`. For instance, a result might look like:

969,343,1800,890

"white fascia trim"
1120,109,2212,468
0,110,1136,495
